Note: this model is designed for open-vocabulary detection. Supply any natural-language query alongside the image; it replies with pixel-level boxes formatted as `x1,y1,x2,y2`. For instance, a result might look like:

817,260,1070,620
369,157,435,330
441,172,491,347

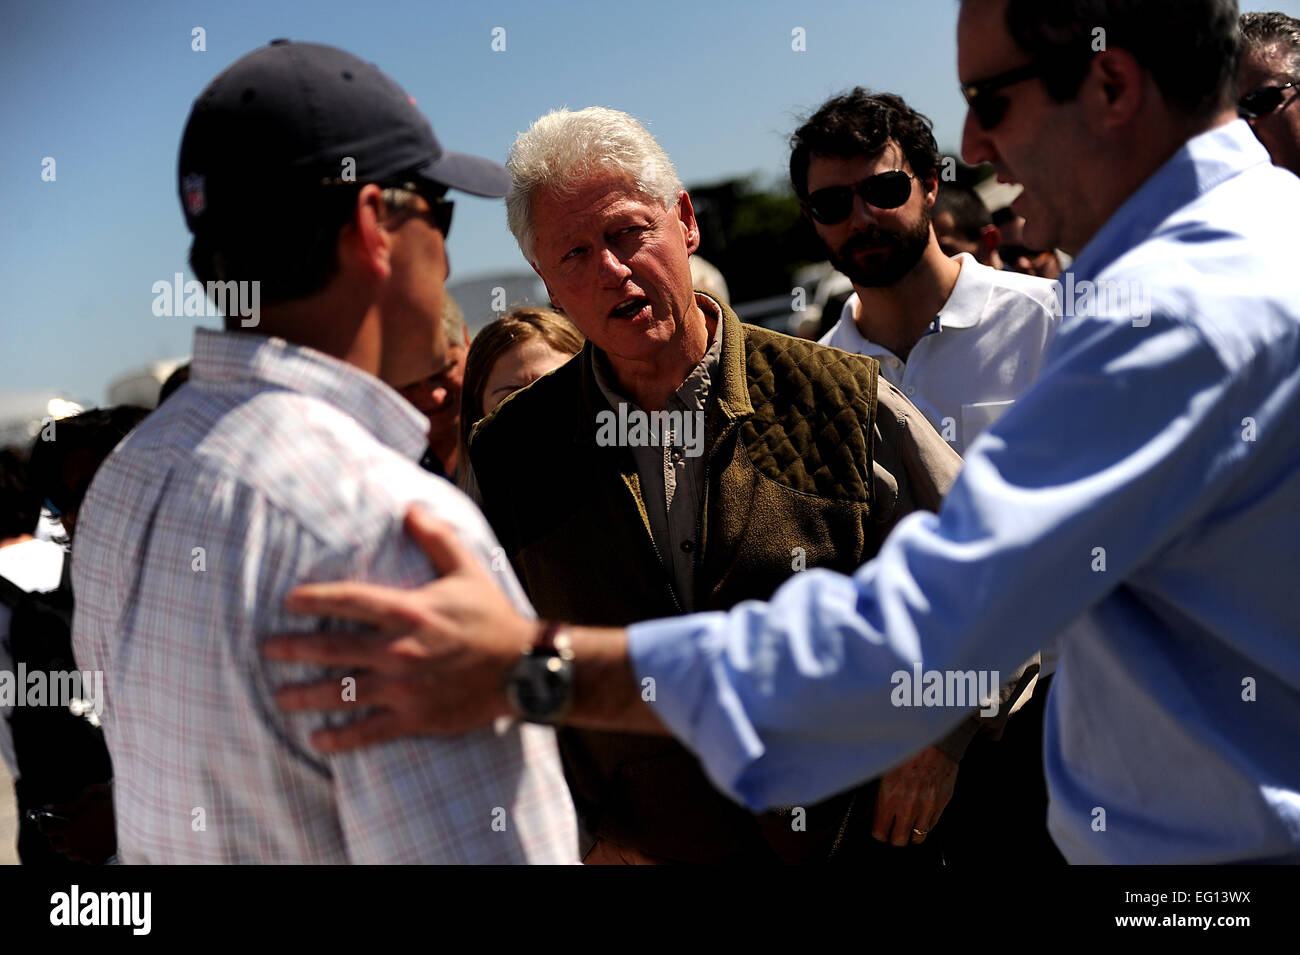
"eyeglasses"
961,63,1045,130
804,170,917,224
1238,81,1297,119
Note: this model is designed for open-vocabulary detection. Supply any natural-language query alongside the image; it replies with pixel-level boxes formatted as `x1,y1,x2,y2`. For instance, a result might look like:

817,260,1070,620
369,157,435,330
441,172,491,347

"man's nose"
850,191,878,229
597,245,632,285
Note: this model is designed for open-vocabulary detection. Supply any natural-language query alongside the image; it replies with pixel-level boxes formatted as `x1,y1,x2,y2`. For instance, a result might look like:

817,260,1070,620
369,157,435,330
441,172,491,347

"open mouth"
609,296,649,319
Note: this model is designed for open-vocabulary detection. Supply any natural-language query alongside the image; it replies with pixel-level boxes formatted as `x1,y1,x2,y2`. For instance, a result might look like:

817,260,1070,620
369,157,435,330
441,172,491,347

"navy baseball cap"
178,39,508,234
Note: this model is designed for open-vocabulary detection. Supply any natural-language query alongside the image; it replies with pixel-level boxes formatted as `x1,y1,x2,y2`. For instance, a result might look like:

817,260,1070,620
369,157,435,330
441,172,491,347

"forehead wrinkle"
538,180,659,248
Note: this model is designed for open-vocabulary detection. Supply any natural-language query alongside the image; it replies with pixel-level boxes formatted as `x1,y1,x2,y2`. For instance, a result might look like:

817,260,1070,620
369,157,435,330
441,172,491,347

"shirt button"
905,385,916,397
680,540,695,553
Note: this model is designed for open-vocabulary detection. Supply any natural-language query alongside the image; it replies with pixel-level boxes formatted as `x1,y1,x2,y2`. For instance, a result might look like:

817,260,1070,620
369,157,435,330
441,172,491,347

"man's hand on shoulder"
263,506,533,748
265,504,665,750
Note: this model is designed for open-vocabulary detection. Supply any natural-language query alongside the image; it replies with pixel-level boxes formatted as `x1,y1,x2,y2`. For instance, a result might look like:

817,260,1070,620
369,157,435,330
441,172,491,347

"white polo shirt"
820,253,1063,682
819,253,1060,455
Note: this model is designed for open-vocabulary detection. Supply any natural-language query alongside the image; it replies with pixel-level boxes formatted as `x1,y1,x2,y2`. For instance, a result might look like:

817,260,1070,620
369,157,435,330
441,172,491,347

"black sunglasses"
319,177,455,237
422,196,455,237
1238,81,1297,119
804,170,917,224
394,181,454,237
961,62,1045,130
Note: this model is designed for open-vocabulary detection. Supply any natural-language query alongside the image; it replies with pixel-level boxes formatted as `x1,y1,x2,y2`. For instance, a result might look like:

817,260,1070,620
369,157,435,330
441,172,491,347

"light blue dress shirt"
628,120,1300,864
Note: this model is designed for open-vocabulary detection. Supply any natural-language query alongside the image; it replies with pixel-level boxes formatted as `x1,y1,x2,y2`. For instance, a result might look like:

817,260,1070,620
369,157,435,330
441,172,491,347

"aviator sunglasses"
1238,81,1297,119
804,170,917,224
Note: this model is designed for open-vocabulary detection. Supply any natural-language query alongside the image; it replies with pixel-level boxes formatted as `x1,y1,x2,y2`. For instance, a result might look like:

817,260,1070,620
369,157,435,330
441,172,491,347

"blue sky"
4,0,1297,405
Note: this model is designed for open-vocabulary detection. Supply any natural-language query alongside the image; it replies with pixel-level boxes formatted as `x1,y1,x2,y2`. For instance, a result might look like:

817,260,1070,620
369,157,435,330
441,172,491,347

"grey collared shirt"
592,295,723,611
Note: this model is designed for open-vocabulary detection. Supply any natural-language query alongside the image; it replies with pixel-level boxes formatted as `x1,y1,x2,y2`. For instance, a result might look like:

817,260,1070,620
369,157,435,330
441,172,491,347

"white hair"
505,107,683,264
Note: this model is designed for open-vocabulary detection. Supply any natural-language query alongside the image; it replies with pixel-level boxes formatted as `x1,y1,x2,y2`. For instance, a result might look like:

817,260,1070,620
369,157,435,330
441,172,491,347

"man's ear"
1086,48,1146,132
339,184,393,282
922,169,940,208
981,223,1001,256
676,189,701,255
530,259,561,312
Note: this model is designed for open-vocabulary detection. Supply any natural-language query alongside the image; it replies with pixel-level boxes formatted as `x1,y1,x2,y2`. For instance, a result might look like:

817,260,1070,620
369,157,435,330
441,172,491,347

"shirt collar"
835,296,880,356
1069,119,1272,282
935,253,989,330
190,328,430,462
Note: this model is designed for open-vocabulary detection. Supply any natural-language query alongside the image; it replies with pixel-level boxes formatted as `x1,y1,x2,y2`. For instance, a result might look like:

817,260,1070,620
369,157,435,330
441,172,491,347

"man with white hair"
451,107,991,864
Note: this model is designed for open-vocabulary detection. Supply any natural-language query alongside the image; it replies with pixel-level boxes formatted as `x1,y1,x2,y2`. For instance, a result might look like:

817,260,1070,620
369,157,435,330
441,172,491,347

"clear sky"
4,0,1297,406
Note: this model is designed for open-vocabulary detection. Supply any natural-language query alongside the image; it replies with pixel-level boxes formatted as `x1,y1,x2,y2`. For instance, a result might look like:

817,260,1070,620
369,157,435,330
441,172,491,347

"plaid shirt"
72,329,578,863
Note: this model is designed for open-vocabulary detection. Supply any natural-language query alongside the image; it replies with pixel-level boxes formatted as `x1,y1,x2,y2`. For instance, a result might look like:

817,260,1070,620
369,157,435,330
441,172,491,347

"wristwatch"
503,622,576,724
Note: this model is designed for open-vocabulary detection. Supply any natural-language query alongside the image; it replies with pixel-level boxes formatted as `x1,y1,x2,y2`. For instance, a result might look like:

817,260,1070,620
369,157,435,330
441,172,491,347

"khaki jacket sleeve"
869,378,962,525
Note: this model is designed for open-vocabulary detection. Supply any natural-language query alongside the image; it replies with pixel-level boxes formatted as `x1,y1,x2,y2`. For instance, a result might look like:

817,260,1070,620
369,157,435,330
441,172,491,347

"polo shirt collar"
190,327,430,462
935,253,989,330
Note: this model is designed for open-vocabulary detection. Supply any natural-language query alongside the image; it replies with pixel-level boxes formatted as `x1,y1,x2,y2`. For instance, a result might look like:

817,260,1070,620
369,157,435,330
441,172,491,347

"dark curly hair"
789,89,941,200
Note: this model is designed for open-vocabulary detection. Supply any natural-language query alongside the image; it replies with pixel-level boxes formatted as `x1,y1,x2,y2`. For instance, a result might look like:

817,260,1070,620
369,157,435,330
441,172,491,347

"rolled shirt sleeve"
629,307,1249,811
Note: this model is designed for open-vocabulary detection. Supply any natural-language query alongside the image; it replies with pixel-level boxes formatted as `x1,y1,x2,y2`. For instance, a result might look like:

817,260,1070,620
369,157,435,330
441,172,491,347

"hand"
871,745,958,846
38,782,116,864
263,505,537,749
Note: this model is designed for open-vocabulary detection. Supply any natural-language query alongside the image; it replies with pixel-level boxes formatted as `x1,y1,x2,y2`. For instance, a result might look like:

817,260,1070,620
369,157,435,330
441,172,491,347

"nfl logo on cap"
183,173,206,216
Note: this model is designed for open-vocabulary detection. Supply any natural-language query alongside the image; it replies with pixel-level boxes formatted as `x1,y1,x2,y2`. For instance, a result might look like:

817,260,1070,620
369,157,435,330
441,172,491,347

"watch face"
507,652,574,721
